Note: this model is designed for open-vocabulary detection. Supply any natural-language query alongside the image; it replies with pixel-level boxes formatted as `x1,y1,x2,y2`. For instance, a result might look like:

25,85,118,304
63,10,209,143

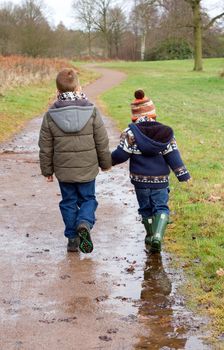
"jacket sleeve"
38,113,54,176
93,108,112,170
111,129,132,166
162,137,191,182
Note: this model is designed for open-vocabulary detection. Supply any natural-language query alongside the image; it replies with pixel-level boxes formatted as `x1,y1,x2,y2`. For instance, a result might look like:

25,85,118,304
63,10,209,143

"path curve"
0,66,209,350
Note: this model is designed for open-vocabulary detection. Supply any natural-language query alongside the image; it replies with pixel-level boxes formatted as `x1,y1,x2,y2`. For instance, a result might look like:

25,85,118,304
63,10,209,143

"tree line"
0,0,223,70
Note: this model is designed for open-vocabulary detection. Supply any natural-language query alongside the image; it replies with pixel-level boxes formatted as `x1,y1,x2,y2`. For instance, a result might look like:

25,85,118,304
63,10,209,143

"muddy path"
0,66,211,350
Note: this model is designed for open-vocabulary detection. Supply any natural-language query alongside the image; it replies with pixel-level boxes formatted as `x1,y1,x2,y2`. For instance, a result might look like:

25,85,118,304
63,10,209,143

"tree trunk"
115,39,119,58
140,32,146,61
102,34,109,58
88,29,92,57
192,1,203,71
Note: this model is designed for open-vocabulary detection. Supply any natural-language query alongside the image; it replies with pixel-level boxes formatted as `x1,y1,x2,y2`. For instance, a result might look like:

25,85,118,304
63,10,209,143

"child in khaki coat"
39,68,111,253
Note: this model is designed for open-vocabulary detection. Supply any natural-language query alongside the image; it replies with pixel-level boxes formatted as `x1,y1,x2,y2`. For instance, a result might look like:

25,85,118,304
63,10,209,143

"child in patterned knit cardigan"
111,90,191,253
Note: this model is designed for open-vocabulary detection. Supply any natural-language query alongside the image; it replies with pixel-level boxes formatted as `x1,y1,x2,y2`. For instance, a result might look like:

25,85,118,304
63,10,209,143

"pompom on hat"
131,89,156,122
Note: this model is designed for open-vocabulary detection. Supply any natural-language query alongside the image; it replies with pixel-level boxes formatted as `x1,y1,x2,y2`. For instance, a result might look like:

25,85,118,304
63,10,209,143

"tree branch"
203,12,224,30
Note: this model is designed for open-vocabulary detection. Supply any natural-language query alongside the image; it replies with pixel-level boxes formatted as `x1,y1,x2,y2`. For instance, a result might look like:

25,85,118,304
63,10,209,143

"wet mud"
0,66,213,349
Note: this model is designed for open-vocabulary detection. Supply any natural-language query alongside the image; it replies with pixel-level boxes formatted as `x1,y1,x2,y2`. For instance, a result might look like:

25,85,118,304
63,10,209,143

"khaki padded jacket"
38,104,111,183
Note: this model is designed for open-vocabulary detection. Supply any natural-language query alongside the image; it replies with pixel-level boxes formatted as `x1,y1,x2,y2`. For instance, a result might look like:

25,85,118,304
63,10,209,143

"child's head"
56,68,79,93
131,89,156,122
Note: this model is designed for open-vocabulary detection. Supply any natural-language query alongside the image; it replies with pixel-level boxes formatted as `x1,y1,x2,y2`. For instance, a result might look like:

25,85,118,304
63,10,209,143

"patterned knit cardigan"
111,121,190,189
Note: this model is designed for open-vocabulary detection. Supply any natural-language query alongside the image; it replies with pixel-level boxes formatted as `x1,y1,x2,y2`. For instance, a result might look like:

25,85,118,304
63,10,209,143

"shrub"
145,39,193,61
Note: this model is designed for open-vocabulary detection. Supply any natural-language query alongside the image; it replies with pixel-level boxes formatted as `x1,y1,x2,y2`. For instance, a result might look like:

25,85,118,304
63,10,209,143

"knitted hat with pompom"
130,89,156,122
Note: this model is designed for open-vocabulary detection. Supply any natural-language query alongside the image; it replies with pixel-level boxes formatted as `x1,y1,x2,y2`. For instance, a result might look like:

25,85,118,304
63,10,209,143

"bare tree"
72,0,96,56
15,0,51,57
183,0,224,70
159,0,192,39
143,0,224,68
93,0,114,58
107,6,127,58
72,0,115,57
130,0,158,60
0,3,18,55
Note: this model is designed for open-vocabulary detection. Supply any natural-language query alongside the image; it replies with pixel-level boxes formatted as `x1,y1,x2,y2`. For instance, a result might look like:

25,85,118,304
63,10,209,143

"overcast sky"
0,0,223,29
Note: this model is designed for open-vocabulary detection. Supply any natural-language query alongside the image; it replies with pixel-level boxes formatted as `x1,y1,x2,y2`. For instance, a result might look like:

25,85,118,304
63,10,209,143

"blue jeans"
58,180,98,239
135,187,169,218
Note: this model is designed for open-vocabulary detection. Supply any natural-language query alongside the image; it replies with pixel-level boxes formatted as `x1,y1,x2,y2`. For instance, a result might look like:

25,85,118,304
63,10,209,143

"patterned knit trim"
135,116,157,124
119,128,141,154
162,138,178,155
58,91,87,101
130,173,169,184
119,128,177,157
174,166,189,177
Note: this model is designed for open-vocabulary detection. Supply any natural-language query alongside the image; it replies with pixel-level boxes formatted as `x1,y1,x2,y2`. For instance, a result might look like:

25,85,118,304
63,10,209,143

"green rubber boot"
151,213,169,253
142,217,153,245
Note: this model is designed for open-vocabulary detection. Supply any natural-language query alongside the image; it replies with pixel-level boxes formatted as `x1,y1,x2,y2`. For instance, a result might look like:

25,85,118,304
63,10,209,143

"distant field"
98,58,224,335
0,56,97,142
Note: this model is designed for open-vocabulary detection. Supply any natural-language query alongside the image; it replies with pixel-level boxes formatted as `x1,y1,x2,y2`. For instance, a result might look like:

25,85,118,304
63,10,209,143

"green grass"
0,81,55,142
0,64,97,142
96,58,224,336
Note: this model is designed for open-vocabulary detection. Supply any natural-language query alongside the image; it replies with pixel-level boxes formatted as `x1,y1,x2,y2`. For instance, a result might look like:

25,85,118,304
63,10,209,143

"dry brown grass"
0,55,73,95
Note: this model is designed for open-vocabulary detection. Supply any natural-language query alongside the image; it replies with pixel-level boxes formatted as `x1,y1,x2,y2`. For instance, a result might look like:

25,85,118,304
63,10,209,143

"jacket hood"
129,121,173,155
48,105,94,133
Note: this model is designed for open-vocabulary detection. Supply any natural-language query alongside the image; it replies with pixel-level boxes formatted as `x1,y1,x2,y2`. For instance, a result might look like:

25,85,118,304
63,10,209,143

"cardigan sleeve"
162,137,191,182
111,129,132,166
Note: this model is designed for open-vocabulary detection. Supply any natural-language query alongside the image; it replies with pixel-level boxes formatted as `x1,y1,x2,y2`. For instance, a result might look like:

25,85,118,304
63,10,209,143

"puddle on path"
0,117,42,155
88,166,211,350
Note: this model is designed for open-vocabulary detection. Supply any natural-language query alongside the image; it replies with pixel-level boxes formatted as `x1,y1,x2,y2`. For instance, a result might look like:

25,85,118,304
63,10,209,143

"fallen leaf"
39,318,56,324
35,271,46,277
216,268,224,277
58,316,77,323
95,295,108,302
125,265,135,273
200,281,213,292
107,328,118,334
60,274,71,280
83,280,95,285
208,195,221,202
99,335,112,342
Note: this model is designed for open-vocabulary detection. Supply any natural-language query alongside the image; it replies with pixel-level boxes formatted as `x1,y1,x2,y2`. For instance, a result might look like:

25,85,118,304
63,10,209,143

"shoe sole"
78,229,93,254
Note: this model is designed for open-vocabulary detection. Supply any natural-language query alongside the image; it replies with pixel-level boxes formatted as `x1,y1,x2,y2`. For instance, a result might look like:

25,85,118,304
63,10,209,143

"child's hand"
46,175,53,182
183,178,192,189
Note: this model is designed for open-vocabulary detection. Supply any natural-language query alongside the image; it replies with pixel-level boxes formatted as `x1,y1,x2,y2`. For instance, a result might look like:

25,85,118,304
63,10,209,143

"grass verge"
96,58,224,337
0,64,98,142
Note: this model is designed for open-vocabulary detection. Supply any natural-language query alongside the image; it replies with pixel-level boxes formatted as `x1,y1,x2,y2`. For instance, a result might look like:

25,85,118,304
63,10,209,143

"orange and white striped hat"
131,89,156,122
